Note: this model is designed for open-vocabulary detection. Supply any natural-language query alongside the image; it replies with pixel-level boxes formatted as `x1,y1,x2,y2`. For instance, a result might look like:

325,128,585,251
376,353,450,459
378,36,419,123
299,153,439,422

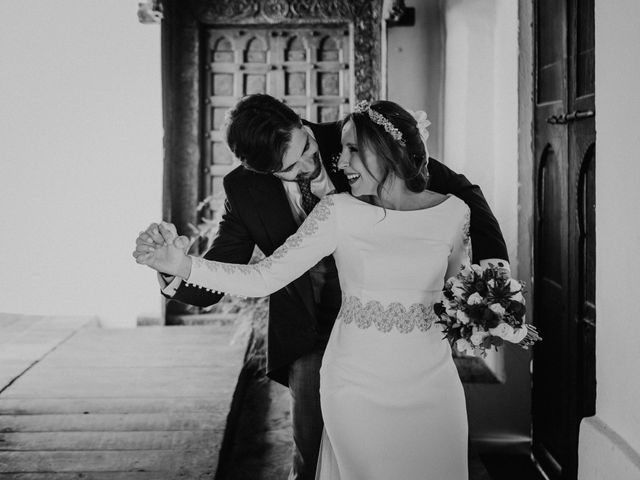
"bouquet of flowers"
434,264,541,357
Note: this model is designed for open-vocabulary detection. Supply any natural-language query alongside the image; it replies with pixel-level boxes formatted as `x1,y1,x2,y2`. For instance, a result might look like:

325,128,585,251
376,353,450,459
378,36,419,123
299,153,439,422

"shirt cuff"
158,273,183,297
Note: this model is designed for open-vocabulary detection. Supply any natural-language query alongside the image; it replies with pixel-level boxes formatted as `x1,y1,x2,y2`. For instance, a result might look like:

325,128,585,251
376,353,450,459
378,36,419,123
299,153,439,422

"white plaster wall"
579,0,640,477
387,0,445,160
0,1,163,327
443,0,519,266
442,0,529,447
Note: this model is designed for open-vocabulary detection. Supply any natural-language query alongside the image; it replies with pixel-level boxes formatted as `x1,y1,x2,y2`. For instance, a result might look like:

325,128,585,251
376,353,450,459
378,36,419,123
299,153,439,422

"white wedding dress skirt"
316,300,468,480
186,193,471,480
314,195,470,480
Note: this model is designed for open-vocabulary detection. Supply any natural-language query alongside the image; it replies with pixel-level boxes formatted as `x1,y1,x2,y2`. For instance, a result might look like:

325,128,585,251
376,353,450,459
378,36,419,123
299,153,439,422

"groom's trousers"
288,344,326,480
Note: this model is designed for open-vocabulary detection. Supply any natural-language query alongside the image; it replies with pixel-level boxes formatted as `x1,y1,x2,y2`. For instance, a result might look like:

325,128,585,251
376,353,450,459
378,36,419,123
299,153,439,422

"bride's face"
338,120,383,196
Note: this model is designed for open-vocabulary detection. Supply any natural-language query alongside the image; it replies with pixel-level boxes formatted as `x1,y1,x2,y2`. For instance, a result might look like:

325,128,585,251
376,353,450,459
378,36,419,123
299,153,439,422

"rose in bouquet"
433,264,541,357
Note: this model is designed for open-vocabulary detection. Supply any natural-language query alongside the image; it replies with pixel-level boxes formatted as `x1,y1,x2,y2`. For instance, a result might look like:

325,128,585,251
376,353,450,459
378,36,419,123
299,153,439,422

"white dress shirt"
281,156,336,226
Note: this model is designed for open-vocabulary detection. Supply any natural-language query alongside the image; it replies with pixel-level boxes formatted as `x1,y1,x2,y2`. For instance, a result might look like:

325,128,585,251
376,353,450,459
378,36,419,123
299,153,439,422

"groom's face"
272,126,322,182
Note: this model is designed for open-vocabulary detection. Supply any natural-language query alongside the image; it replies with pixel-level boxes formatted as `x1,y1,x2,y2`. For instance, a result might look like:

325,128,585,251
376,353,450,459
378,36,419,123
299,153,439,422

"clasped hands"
133,222,193,279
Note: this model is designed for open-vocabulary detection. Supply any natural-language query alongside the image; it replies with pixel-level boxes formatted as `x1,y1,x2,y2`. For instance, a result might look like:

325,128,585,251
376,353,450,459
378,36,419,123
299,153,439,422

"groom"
135,94,509,480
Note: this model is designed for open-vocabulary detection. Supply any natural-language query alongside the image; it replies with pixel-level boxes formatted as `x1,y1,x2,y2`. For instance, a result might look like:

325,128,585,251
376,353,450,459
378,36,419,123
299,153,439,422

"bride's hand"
133,222,192,279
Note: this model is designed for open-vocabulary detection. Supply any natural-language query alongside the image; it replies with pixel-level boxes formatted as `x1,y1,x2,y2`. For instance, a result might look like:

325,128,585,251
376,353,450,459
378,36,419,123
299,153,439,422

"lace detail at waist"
338,295,438,334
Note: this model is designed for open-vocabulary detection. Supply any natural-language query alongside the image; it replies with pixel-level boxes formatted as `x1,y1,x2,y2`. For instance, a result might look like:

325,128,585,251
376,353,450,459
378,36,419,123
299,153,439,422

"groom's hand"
133,223,177,280
479,258,511,278
135,223,166,253
134,222,183,280
157,222,179,245
133,222,192,278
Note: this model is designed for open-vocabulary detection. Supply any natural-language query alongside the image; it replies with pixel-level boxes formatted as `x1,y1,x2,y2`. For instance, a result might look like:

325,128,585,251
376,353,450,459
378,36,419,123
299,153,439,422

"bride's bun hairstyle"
344,101,429,197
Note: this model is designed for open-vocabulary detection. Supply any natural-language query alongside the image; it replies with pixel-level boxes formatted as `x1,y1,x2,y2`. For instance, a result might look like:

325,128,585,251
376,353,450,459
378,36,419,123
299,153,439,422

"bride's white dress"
186,192,470,480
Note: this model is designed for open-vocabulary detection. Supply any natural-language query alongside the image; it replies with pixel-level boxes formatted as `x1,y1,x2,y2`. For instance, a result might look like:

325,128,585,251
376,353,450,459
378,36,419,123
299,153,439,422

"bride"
135,100,470,480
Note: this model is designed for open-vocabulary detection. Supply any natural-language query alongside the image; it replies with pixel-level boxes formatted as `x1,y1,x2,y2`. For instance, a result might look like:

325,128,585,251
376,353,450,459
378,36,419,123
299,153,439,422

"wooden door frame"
520,1,596,477
517,1,535,363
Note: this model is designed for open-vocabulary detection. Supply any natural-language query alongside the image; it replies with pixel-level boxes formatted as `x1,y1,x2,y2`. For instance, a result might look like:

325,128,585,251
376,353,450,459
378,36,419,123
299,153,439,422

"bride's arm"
427,158,508,267
139,196,339,298
445,206,472,281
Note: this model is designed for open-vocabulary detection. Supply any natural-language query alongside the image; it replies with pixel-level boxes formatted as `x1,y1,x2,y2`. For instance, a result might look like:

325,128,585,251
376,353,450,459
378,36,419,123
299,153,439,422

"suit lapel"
247,173,318,320
248,173,297,245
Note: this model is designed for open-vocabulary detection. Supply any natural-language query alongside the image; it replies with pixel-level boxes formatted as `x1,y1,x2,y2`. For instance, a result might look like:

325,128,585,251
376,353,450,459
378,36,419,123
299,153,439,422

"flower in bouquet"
433,263,541,357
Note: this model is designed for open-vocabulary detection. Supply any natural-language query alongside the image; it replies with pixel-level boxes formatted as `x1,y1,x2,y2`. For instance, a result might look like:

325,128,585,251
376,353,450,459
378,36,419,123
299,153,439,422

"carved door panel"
532,0,595,478
569,0,596,425
202,27,351,209
533,0,570,472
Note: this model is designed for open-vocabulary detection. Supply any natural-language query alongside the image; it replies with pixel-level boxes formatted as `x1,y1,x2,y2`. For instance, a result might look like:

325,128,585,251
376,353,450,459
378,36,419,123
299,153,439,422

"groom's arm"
427,158,509,265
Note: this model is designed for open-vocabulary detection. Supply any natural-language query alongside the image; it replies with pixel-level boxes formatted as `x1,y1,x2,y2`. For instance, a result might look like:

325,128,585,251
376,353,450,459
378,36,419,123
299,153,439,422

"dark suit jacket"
167,120,508,386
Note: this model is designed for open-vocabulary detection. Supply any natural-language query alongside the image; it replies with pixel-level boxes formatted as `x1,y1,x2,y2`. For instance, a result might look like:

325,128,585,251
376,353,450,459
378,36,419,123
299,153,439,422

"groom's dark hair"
225,94,303,173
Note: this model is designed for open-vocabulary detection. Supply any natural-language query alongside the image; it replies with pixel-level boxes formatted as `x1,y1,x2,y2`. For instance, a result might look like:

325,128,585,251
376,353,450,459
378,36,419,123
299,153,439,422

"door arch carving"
192,0,383,100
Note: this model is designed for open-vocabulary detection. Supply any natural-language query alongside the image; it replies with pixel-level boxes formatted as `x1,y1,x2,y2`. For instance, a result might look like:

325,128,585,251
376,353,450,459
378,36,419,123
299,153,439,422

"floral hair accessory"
353,100,406,146
406,109,431,160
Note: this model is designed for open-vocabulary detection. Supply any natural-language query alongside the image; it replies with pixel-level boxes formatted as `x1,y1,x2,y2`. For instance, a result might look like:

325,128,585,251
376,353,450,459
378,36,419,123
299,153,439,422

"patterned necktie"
297,178,320,215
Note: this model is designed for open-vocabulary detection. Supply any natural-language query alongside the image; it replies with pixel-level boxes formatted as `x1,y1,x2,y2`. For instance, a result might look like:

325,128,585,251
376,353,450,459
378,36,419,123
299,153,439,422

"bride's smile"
345,172,361,185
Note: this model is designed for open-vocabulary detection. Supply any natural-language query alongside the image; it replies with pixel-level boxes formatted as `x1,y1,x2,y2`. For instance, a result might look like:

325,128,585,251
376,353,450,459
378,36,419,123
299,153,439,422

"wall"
579,0,640,477
442,0,530,449
387,0,445,160
0,1,163,327
443,0,519,266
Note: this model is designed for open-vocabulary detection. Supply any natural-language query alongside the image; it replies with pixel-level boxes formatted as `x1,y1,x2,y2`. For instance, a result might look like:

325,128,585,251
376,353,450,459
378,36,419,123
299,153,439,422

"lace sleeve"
445,206,471,280
186,195,338,297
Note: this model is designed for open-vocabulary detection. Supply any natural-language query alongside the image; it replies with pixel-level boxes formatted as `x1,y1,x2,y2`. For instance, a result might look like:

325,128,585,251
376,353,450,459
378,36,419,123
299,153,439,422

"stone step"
0,317,248,478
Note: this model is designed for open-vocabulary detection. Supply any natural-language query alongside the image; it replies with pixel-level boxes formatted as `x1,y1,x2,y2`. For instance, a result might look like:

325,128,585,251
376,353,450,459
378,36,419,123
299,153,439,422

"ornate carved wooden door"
532,0,595,478
203,27,351,203
161,0,383,228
